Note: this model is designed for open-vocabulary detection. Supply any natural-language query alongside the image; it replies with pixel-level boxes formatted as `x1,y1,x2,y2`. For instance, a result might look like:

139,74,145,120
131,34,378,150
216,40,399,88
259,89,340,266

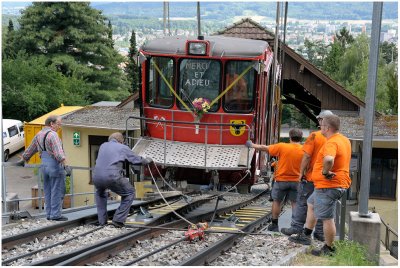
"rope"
152,165,194,202
147,163,196,227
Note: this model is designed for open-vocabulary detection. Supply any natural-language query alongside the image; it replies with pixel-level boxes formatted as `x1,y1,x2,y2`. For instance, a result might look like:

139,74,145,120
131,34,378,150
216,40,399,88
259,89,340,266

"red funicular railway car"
131,35,280,192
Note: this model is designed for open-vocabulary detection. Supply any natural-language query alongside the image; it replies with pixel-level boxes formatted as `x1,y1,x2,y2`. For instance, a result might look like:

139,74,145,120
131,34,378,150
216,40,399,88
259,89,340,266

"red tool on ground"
184,222,209,242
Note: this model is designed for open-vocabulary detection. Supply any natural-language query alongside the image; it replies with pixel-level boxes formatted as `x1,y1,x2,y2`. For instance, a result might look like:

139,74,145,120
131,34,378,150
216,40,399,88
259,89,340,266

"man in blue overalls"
21,115,71,221
93,132,152,228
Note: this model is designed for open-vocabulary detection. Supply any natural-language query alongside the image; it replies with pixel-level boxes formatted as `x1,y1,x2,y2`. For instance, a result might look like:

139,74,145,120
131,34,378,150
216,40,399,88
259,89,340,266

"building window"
369,148,397,200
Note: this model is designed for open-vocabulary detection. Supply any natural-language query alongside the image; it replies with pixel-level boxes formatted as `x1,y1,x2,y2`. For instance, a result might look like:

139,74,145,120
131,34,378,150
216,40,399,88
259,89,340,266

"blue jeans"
41,152,66,219
94,173,135,225
291,180,323,235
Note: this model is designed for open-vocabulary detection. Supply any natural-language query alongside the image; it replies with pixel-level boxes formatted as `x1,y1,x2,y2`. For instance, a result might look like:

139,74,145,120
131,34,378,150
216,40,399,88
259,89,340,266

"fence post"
2,164,7,213
70,171,74,208
339,192,347,240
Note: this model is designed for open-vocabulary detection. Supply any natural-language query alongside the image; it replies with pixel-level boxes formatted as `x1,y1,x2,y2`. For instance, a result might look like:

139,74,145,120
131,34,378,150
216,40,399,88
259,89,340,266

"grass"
292,240,376,266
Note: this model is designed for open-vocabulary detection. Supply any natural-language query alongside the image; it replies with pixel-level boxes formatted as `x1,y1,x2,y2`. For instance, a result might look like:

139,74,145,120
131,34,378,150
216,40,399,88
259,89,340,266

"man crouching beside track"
289,114,351,256
246,128,304,232
93,132,152,228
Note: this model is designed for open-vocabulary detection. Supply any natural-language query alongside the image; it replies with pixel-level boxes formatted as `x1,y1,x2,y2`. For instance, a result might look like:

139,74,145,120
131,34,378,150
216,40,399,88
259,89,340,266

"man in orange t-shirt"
282,110,333,241
289,114,351,257
246,128,304,232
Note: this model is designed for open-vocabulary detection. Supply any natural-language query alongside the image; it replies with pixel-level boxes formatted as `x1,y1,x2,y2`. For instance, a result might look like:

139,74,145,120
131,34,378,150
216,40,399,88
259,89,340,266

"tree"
299,38,327,69
125,30,139,93
381,41,398,64
336,33,369,84
386,64,398,114
108,20,114,48
323,41,344,80
3,19,15,59
13,2,130,102
335,27,354,49
2,52,89,121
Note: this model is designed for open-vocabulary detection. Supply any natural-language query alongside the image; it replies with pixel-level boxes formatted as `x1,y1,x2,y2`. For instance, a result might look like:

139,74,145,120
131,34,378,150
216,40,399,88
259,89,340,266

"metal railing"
2,164,96,215
126,115,254,170
380,216,398,259
335,191,347,240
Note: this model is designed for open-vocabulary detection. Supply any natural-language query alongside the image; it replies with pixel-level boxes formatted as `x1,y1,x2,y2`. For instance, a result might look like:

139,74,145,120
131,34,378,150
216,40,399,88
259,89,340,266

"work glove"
64,165,73,176
142,157,153,165
245,140,253,148
15,159,25,167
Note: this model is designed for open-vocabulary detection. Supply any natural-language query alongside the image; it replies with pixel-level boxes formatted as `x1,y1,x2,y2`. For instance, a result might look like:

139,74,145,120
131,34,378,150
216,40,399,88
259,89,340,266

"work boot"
51,216,68,221
281,227,301,236
311,244,335,256
288,232,311,245
111,221,125,228
267,222,279,232
313,232,325,242
92,221,107,226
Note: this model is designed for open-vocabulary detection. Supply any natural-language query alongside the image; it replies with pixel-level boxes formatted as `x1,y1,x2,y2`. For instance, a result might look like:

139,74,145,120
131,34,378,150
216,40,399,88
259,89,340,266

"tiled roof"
339,114,398,139
214,18,274,40
61,106,140,130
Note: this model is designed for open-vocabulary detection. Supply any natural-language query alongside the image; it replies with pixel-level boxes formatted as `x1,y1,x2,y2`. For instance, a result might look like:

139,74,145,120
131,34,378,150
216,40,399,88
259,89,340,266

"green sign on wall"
73,131,80,146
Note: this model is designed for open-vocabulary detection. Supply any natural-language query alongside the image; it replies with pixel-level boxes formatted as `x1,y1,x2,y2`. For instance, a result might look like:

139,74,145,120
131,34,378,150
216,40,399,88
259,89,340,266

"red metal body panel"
137,36,277,188
143,107,253,144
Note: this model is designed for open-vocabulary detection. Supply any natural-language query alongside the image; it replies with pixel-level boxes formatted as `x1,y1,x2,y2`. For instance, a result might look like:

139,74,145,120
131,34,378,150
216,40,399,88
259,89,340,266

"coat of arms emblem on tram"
230,120,246,136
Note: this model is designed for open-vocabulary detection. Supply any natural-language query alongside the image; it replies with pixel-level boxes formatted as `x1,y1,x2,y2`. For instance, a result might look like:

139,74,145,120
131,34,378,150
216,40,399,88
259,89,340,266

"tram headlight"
187,41,208,55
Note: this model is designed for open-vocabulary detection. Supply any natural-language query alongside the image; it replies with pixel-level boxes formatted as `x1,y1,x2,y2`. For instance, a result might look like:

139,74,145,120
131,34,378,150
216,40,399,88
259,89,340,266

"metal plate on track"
132,137,254,170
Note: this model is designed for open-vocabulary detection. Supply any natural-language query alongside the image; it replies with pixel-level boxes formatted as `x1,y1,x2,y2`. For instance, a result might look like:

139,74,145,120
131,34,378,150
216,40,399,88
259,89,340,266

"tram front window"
147,57,174,107
178,58,220,112
224,61,256,113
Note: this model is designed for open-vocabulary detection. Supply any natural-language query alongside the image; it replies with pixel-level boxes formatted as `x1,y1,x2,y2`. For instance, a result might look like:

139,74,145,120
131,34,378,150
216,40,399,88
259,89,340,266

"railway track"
2,193,188,250
81,194,273,266
2,191,269,266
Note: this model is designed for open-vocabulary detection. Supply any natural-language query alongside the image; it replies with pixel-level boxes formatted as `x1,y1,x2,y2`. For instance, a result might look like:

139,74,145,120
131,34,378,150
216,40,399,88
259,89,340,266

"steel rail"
29,197,212,266
178,206,271,265
1,193,183,250
55,190,267,266
43,199,209,266
123,237,187,265
2,226,105,265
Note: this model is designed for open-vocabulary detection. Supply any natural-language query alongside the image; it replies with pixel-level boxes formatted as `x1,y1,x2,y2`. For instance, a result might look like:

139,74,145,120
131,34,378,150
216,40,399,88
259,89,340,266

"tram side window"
224,61,256,113
147,57,174,107
178,58,220,112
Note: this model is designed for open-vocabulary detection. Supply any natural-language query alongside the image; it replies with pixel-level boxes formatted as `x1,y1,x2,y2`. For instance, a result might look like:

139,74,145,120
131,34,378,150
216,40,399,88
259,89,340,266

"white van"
2,119,25,162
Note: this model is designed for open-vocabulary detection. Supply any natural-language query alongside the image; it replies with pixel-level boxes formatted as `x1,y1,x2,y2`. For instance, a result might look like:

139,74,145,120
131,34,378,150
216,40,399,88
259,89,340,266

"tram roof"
140,35,269,58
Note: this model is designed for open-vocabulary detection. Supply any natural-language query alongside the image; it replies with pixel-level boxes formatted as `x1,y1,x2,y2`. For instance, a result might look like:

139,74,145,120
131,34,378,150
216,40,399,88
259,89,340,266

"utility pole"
167,2,170,35
358,2,383,217
163,2,167,36
197,2,202,38
269,2,280,145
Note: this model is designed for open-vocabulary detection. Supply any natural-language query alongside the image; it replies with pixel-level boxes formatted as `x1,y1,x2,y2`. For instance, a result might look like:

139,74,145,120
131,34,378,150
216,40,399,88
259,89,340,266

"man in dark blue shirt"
93,132,152,227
